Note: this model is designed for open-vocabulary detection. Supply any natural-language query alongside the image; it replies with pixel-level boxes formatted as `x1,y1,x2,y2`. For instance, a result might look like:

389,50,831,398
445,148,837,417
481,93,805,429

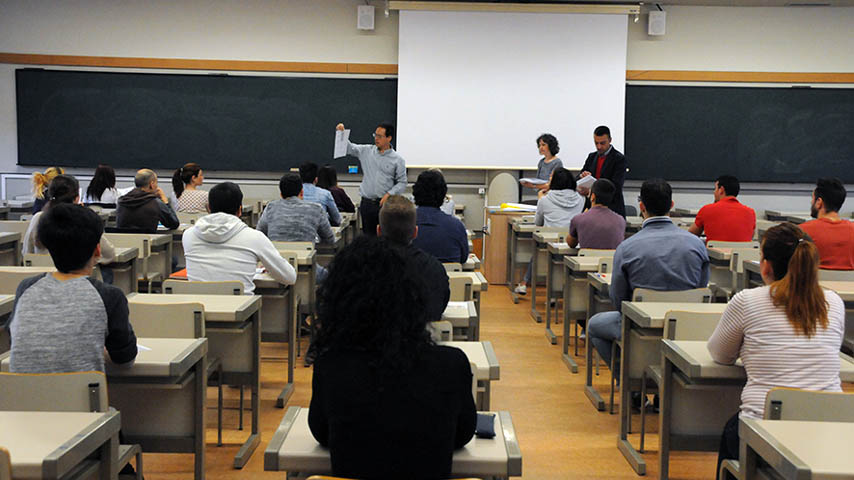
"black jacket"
116,188,180,232
581,147,627,217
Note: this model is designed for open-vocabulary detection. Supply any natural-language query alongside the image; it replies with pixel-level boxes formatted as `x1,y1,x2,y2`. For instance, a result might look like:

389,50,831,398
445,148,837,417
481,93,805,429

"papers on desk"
137,343,151,351
333,129,350,158
444,301,471,317
498,202,537,212
519,178,547,185
576,174,596,189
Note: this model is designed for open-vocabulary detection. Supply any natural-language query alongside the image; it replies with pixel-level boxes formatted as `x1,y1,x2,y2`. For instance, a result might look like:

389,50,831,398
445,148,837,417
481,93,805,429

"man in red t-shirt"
799,177,854,270
689,175,756,243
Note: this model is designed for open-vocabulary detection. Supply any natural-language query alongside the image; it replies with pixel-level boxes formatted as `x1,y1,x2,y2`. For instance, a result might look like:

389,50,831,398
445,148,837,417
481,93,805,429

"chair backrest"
103,234,152,259
0,270,49,295
273,241,314,252
163,279,242,295
729,248,762,274
443,263,463,273
632,287,712,303
22,253,54,267
449,276,473,302
0,220,30,236
128,302,205,338
177,212,205,225
706,240,759,249
818,269,854,281
578,248,616,258
597,257,614,274
0,371,108,412
469,362,478,403
427,321,453,342
663,310,722,341
764,388,854,421
0,446,10,480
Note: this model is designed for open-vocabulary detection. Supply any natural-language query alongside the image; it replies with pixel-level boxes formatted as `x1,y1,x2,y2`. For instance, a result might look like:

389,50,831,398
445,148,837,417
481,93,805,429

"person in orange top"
689,175,756,243
799,177,854,270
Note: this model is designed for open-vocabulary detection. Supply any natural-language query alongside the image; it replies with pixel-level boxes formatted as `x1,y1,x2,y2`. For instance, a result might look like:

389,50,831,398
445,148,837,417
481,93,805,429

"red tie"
594,156,606,178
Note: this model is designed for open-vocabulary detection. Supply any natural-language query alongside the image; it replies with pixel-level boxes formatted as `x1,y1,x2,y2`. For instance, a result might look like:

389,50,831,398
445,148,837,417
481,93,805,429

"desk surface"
0,266,54,274
127,293,261,322
0,410,121,480
0,231,20,243
533,231,563,243
623,302,728,329
443,301,477,320
707,247,733,261
106,337,207,378
742,419,854,480
447,271,488,291
565,255,607,272
105,232,171,246
820,280,854,302
441,340,500,380
0,293,14,316
265,407,521,477
108,246,139,264
547,242,575,255
588,272,611,289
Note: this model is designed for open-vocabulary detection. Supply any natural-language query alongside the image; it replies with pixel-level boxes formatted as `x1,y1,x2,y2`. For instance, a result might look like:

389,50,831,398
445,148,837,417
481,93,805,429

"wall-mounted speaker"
357,5,375,31
648,11,666,36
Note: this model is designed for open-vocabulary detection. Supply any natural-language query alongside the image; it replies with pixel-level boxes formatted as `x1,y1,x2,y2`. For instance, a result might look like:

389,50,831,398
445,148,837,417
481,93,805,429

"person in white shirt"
82,164,119,205
182,182,296,294
708,222,844,479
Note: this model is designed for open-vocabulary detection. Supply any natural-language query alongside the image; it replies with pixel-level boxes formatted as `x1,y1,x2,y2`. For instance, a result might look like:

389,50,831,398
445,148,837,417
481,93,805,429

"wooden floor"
144,286,723,480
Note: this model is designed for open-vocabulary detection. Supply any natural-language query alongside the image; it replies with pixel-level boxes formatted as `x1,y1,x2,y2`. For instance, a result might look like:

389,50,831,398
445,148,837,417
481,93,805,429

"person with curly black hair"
412,169,469,264
308,235,476,480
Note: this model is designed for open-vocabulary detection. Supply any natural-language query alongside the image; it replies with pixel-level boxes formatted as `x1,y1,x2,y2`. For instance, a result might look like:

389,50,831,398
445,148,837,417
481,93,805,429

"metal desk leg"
194,353,207,480
618,314,646,475
658,354,674,480
508,227,519,303
545,254,557,343
584,282,605,410
530,242,542,323
276,284,296,408
561,263,578,373
234,313,261,469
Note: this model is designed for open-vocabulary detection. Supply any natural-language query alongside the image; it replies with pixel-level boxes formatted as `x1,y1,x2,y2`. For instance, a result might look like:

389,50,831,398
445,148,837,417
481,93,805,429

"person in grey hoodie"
183,182,296,294
515,167,585,295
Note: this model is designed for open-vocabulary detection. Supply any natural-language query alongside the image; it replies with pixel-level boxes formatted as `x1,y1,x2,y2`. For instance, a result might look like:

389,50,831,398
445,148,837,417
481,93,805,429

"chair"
0,446,9,480
427,321,453,342
578,248,616,258
176,212,205,225
127,302,224,446
609,287,713,414
163,279,243,295
597,257,613,274
103,234,160,293
0,270,47,294
719,389,854,480
818,269,854,281
639,310,723,451
0,371,143,480
443,262,463,272
706,240,759,249
22,253,54,267
729,248,761,294
449,276,474,302
624,205,638,216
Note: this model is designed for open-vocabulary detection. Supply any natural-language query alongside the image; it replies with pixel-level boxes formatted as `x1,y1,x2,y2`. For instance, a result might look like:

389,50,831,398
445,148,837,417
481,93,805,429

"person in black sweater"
309,234,476,480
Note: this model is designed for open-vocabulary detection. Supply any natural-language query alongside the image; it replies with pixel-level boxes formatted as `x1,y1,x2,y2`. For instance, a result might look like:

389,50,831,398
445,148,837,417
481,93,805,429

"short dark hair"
46,174,80,210
548,167,576,191
814,177,846,213
38,203,104,273
536,133,560,155
715,175,740,197
279,173,303,198
591,178,616,206
412,170,447,208
378,122,395,140
298,162,319,184
640,178,672,217
594,125,611,138
208,182,243,215
379,195,416,244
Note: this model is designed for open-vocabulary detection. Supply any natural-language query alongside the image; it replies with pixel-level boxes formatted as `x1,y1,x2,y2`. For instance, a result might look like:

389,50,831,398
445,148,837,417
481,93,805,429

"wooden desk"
740,418,854,480
0,231,21,266
105,232,172,288
253,272,298,407
442,301,479,341
584,273,613,410
127,293,262,468
618,303,729,475
0,410,120,480
441,340,500,410
463,253,481,272
544,242,576,344
482,209,529,284
106,337,208,480
447,271,488,340
530,231,564,323
274,243,317,325
99,246,138,295
6,200,33,220
159,223,191,269
264,407,522,479
561,255,610,374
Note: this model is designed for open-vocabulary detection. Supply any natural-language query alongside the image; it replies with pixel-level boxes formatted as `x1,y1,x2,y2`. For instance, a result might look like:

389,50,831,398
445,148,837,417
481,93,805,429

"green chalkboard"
625,85,854,182
16,69,398,173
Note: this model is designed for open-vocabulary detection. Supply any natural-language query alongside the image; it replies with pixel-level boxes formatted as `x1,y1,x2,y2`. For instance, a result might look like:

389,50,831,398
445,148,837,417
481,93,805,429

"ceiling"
408,0,852,8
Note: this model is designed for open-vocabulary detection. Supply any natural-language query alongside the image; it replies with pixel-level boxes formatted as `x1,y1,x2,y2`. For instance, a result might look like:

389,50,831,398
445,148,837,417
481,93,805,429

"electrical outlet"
478,187,485,195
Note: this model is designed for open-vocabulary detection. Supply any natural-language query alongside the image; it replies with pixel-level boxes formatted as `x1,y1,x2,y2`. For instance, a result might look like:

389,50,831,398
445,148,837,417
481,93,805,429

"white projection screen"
397,10,628,169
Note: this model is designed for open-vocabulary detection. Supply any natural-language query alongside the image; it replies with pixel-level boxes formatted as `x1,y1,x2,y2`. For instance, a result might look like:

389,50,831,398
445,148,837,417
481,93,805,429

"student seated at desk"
799,177,854,270
378,195,450,323
23,174,117,270
709,223,844,479
171,162,208,213
411,169,469,264
688,175,756,242
257,173,334,283
116,169,180,232
515,167,584,295
309,235,476,480
588,178,709,373
568,178,626,249
10,203,137,373
82,164,119,205
316,165,356,214
300,162,342,227
183,181,296,294
31,166,64,214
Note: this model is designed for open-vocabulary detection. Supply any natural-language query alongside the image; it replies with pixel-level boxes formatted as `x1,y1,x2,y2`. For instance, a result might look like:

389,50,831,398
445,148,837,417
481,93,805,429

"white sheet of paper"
443,301,470,317
333,129,351,158
519,177,548,185
576,174,596,189
137,344,151,351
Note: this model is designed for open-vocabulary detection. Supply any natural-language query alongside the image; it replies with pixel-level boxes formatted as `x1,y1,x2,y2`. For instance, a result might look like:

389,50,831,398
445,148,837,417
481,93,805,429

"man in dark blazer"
579,125,627,217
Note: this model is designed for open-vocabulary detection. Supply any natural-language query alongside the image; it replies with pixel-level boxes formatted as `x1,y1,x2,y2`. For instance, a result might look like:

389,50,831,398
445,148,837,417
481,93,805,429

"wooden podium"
482,209,530,284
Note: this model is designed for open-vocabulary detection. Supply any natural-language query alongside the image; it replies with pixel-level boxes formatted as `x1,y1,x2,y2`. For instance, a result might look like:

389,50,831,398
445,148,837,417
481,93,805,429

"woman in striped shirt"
709,222,844,479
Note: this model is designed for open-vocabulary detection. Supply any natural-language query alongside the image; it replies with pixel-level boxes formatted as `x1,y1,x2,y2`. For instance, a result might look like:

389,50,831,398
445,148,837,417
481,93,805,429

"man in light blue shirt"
587,178,709,374
336,122,407,235
300,162,341,227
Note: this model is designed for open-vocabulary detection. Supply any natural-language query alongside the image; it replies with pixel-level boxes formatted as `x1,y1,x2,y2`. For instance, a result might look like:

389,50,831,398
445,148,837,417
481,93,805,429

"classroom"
1,1,853,480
